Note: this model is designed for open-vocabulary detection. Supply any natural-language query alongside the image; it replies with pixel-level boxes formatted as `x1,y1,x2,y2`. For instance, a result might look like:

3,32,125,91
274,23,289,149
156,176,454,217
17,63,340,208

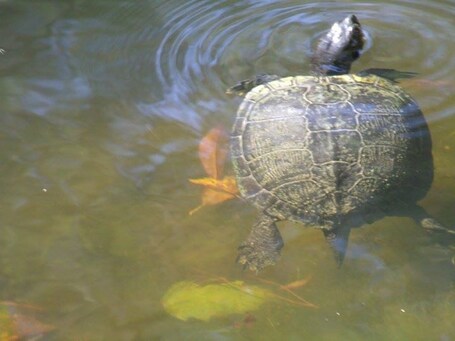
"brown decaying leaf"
280,276,312,290
201,188,236,205
198,127,228,180
189,177,238,195
253,276,317,308
0,302,55,340
12,314,55,339
188,177,239,215
189,128,239,215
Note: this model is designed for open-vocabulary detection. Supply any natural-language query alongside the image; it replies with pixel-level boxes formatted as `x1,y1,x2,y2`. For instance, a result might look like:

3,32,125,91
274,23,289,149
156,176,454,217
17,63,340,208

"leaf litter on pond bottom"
161,280,271,321
162,278,316,321
0,301,55,340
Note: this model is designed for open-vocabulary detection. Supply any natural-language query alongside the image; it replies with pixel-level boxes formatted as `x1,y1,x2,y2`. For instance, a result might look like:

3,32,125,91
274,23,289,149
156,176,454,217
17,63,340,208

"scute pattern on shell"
231,74,433,228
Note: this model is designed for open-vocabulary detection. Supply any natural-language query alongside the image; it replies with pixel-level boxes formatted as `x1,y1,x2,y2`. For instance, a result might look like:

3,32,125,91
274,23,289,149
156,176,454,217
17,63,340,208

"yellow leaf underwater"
161,281,270,321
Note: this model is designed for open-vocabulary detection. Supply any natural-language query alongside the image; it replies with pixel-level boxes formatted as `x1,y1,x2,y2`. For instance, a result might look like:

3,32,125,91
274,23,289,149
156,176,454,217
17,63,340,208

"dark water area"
0,0,454,339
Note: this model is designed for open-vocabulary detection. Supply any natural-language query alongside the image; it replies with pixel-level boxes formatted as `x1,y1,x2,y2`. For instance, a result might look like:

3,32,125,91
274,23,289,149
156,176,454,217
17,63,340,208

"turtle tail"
322,225,351,267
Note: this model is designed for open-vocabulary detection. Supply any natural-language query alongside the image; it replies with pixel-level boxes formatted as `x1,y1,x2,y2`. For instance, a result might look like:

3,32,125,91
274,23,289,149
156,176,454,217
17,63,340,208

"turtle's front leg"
237,214,283,272
226,74,280,97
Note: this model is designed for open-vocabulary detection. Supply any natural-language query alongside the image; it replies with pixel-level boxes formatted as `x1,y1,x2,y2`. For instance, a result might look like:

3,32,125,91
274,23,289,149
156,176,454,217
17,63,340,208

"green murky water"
0,0,454,339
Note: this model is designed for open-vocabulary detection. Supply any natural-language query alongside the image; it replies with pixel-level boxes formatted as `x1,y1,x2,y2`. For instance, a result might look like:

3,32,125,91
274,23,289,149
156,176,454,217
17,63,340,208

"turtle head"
311,15,365,76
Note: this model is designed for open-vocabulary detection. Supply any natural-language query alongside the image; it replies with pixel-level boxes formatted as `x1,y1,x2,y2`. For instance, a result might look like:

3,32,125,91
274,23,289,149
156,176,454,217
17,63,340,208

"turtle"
227,15,453,272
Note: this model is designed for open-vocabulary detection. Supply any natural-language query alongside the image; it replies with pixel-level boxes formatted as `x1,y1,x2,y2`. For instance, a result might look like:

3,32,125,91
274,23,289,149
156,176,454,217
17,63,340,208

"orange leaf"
281,276,312,290
188,177,239,215
198,127,228,179
189,128,238,215
189,176,238,196
202,188,235,205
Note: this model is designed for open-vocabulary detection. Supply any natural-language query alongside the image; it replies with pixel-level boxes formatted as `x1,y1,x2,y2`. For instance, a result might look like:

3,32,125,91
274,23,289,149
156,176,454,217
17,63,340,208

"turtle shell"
230,74,433,227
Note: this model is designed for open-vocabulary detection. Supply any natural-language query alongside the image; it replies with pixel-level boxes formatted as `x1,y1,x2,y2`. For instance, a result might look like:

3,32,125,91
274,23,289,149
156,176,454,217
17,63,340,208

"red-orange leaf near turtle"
189,127,239,215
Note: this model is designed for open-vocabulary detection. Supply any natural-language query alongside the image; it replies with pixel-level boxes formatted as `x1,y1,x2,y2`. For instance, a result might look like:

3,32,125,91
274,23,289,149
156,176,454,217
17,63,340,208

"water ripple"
134,0,452,126
34,0,451,129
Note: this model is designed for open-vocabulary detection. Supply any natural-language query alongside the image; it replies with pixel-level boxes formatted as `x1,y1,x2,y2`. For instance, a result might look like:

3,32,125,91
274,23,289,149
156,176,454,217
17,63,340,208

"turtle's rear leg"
237,214,283,272
226,74,280,97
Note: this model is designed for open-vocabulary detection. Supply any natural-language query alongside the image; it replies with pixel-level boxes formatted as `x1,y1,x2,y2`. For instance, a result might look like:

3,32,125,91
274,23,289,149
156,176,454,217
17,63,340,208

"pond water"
1,0,454,339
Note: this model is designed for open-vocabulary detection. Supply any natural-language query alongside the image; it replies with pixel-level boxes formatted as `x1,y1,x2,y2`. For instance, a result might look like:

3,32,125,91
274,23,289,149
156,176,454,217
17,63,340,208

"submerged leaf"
11,314,55,339
188,176,239,215
0,302,55,340
0,304,15,340
189,177,238,196
162,281,270,321
189,128,239,214
198,127,228,180
281,276,312,290
200,187,236,207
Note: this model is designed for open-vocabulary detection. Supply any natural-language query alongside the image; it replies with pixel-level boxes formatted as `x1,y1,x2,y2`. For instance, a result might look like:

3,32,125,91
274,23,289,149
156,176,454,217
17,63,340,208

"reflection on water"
0,0,454,339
